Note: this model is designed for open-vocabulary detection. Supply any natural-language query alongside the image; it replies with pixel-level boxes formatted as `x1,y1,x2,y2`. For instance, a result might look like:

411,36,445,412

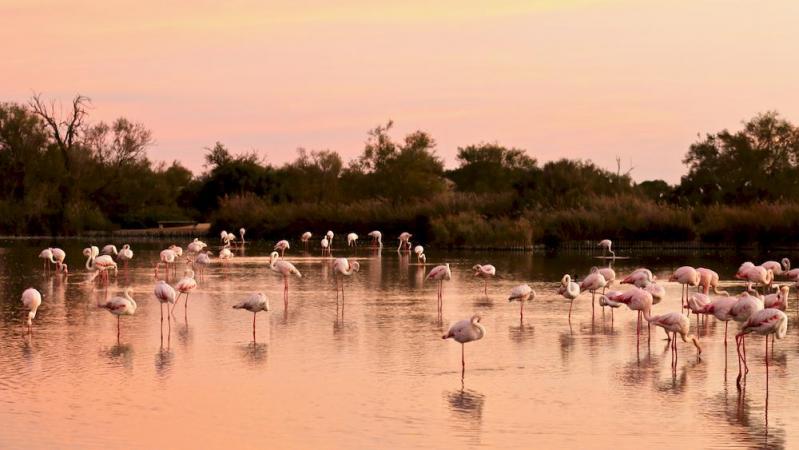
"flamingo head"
561,274,571,285
82,247,93,258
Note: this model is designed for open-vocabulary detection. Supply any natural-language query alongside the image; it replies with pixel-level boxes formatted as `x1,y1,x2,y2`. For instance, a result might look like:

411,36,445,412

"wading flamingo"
368,230,383,248
326,231,334,248
647,312,701,370
621,268,655,288
239,228,246,245
580,271,607,316
169,245,184,257
347,233,358,247
732,292,764,383
598,239,615,258
85,247,117,283
154,280,176,326
301,231,312,250
321,236,330,256
698,296,738,345
669,266,699,312
38,248,56,272
193,251,212,277
187,238,207,254
172,268,197,315
607,288,653,341
508,284,535,320
414,245,426,264
737,265,773,294
99,288,137,342
736,308,788,391
697,268,728,296
51,248,66,272
274,240,290,257
102,244,118,256
763,285,790,311
333,258,360,310
219,245,234,261
472,264,496,294
760,258,789,277
221,230,229,243
117,244,133,269
594,266,616,294
155,249,177,278
443,315,485,375
21,288,42,333
233,293,270,341
557,275,580,321
398,232,412,252
426,263,452,314
270,251,302,305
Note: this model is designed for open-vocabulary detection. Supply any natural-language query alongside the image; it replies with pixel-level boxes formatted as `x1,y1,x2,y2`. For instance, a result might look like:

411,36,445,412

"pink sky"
4,0,798,183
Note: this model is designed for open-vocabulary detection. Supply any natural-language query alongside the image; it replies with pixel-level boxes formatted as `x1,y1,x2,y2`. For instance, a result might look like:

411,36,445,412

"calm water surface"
1,240,798,449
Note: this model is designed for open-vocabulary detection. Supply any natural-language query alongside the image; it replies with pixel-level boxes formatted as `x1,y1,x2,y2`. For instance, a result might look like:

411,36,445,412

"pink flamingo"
594,266,616,294
760,258,789,277
21,288,42,334
117,244,133,270
414,245,426,264
368,230,383,248
398,232,412,252
269,251,302,305
442,315,485,375
647,312,702,370
697,296,738,345
171,269,197,315
332,257,360,302
737,265,773,294
320,236,330,256
98,288,137,342
301,231,312,251
508,284,535,320
39,248,56,273
669,266,699,312
736,308,788,391
763,285,790,310
274,240,290,257
84,247,117,284
621,268,655,288
472,264,496,294
597,239,615,258
51,248,66,272
696,267,728,296
154,280,176,326
557,275,580,321
607,288,653,341
155,249,177,278
732,292,764,383
426,263,452,314
579,271,607,316
233,293,270,341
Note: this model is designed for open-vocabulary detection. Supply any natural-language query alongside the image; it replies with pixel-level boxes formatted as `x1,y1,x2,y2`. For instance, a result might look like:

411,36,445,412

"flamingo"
594,266,616,294
347,233,358,247
414,245,426,264
579,271,607,315
508,284,535,320
621,268,655,288
686,292,710,326
169,245,184,257
736,308,788,391
222,233,236,247
155,249,177,278
760,258,789,277
647,312,702,370
38,248,56,272
669,266,699,312
187,238,207,254
472,264,496,294
607,288,653,341
557,275,580,321
102,244,118,256
194,251,212,277
269,251,302,304
239,227,246,245
698,296,738,345
732,292,765,381
599,291,624,321
598,239,615,258
172,268,198,315
21,288,42,333
154,280,177,328
51,248,66,272
697,268,728,296
442,315,485,375
426,263,452,314
398,232,412,252
763,285,790,311
233,293,270,341
219,245,234,261
221,230,229,243
326,231,334,248
117,244,133,269
99,288,137,342
642,281,665,305
321,236,330,256
737,265,773,293
274,240,290,257
301,231,312,250
333,258,360,306
84,247,117,283
368,230,383,248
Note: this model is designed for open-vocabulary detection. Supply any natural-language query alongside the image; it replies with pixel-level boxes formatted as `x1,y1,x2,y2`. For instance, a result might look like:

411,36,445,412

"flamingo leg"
568,299,574,322
765,335,769,392
520,300,524,320
253,312,257,342
461,343,465,372
117,316,121,342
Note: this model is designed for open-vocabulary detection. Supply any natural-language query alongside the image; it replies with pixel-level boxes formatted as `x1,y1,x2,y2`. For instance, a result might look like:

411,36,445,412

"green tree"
447,143,538,193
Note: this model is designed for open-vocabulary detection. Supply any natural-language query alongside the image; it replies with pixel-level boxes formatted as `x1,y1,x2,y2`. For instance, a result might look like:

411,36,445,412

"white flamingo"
426,263,452,314
154,280,177,326
321,236,330,256
84,247,117,283
274,240,290,257
233,293,270,341
368,230,383,248
102,244,118,256
414,245,426,264
301,231,312,250
270,251,302,305
347,233,358,247
99,288,137,342
442,315,485,374
38,248,56,272
472,264,496,294
172,268,197,315
333,258,360,308
398,232,412,252
51,248,66,272
557,275,580,321
117,244,133,269
508,284,535,320
598,239,615,258
239,227,246,245
155,249,177,278
21,288,42,333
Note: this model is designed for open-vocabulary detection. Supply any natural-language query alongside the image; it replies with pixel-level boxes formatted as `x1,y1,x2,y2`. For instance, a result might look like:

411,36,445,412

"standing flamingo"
154,280,177,326
221,230,229,243
557,275,581,321
233,293,270,341
398,232,412,252
760,258,789,277
301,231,312,250
239,228,246,245
621,268,655,288
426,263,452,314
187,238,207,254
269,251,302,305
508,284,535,320
333,258,360,311
38,248,56,272
274,240,290,257
117,244,133,270
155,249,177,278
696,268,728,296
647,312,702,370
219,244,234,261
326,231,334,248
51,248,66,272
764,285,790,310
320,236,330,256
737,265,774,293
736,308,788,391
347,233,358,247
732,292,764,382
580,271,607,316
99,288,137,342
598,239,615,258
607,288,653,341
172,268,198,315
699,296,738,345
414,245,426,264
594,266,616,294
85,247,117,283
442,315,485,375
194,251,212,277
101,244,118,256
669,266,700,312
368,230,383,248
472,264,496,294
21,288,42,334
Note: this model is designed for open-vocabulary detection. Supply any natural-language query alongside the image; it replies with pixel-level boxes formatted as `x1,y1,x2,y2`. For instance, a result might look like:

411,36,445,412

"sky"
3,0,798,183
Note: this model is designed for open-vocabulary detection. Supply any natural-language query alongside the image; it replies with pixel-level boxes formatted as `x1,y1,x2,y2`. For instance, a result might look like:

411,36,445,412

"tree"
447,143,538,193
83,117,153,166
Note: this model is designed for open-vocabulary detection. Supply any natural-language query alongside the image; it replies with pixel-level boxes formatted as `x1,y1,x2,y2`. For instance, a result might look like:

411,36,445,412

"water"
0,240,797,449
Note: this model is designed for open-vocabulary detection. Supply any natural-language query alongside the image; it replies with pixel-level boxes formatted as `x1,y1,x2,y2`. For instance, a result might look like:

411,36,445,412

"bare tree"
28,93,91,168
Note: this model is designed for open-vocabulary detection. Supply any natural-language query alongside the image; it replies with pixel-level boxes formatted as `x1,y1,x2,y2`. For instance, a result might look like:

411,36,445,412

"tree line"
2,94,798,244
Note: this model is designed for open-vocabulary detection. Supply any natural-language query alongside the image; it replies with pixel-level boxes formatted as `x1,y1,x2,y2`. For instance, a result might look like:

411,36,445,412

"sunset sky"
4,0,798,183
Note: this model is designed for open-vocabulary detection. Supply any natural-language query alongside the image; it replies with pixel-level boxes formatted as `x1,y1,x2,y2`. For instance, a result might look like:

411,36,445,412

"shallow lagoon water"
1,240,798,449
